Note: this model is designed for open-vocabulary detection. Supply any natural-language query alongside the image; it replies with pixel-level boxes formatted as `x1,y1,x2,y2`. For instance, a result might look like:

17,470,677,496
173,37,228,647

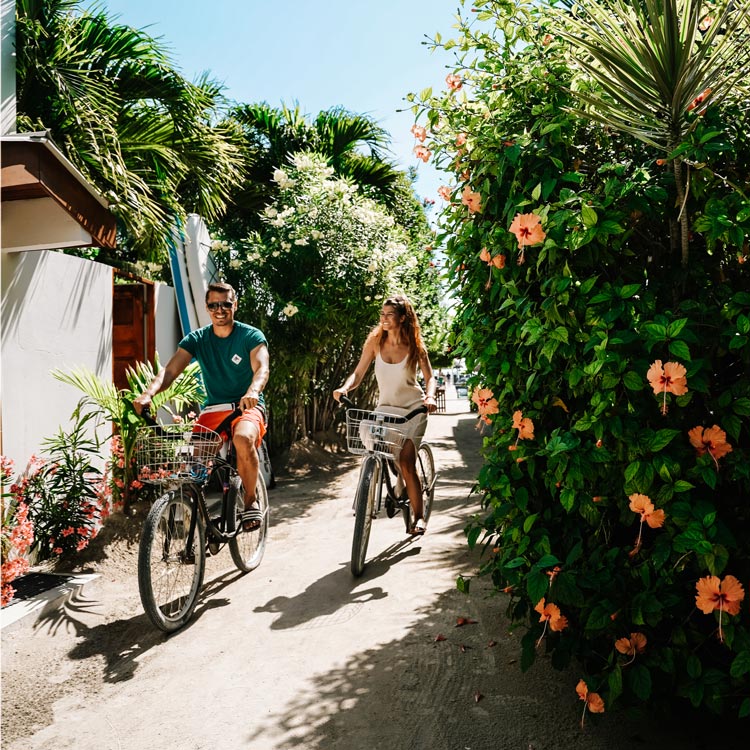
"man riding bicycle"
134,282,270,531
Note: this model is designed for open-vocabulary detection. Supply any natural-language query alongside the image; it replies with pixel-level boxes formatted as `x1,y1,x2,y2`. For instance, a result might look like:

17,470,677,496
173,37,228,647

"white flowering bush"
214,151,441,448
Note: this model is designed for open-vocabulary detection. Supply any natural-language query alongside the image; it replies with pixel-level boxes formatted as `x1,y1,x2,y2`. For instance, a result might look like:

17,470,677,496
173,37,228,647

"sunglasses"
207,301,234,311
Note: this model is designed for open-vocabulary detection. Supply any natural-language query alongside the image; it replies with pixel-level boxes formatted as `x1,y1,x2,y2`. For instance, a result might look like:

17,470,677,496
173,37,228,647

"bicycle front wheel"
228,474,269,572
351,456,379,577
138,486,206,632
417,442,436,524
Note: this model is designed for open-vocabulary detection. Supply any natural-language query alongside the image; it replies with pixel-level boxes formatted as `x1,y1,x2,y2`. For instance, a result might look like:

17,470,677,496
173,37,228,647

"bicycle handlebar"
338,395,428,423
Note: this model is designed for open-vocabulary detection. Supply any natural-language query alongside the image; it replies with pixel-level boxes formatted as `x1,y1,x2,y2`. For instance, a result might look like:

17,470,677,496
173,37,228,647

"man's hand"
240,390,260,411
133,393,152,416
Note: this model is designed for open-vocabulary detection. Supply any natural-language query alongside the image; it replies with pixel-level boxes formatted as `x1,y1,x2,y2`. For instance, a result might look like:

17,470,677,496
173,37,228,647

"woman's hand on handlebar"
333,388,347,404
424,395,437,414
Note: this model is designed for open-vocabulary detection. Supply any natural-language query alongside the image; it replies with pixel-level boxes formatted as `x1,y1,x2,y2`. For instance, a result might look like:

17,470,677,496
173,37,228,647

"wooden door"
113,283,155,390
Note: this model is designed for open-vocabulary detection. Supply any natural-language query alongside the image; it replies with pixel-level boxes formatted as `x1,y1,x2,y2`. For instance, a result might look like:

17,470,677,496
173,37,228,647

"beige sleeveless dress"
373,353,428,451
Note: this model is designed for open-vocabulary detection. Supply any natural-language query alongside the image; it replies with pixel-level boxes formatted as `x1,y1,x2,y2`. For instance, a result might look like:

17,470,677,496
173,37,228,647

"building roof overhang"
1,131,117,252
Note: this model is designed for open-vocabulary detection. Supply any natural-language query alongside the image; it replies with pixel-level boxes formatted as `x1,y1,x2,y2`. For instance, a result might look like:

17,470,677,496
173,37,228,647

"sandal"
410,518,427,536
241,505,263,532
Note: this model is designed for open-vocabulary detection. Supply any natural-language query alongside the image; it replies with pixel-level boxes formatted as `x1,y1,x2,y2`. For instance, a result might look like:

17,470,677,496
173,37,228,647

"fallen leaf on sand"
456,617,478,627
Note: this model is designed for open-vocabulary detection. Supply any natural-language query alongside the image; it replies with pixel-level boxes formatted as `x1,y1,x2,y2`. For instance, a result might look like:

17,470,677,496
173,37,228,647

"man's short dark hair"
205,282,237,303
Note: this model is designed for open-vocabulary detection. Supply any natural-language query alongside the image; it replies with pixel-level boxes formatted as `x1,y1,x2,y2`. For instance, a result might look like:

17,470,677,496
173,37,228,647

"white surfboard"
184,214,218,328
168,220,199,336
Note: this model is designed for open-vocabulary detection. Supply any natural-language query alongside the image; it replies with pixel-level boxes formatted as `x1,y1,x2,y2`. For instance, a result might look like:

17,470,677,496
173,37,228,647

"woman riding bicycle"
334,295,437,535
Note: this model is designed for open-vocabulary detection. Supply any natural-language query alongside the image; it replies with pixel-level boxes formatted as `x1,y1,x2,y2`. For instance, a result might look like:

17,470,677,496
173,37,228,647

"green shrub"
412,0,750,718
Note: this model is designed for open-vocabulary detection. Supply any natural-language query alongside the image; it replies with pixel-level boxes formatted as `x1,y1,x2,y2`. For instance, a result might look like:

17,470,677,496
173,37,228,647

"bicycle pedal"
385,499,398,518
207,541,221,556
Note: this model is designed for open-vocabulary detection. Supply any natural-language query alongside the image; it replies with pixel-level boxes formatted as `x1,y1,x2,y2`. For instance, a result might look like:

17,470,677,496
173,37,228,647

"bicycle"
133,408,269,632
340,396,437,577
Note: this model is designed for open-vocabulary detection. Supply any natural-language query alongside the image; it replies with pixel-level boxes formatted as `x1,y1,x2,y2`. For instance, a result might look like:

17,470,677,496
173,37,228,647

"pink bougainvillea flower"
687,425,733,470
413,145,432,163
455,132,467,146
410,124,427,141
508,212,546,265
461,186,482,214
646,360,688,415
698,15,714,31
446,73,463,91
576,680,605,727
437,185,453,202
628,493,665,553
471,387,499,419
615,632,647,665
542,33,553,46
695,575,745,643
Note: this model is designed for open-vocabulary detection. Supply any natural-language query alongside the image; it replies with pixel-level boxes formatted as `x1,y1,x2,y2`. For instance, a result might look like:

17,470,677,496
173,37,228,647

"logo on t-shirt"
231,354,242,365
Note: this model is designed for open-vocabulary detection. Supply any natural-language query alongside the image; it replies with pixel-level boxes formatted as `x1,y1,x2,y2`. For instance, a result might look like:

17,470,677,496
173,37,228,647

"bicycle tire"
351,456,378,576
138,485,206,632
228,473,269,572
417,442,436,524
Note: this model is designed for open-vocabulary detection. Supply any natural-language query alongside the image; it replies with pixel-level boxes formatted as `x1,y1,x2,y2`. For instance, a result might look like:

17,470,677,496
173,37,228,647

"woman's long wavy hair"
369,295,426,369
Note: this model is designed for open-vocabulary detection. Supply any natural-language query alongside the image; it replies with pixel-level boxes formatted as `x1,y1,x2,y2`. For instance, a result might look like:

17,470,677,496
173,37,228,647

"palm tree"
222,102,403,238
15,0,244,261
554,0,750,266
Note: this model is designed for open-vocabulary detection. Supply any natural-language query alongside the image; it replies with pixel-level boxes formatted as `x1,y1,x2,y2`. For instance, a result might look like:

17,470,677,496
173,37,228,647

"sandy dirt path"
1,395,739,750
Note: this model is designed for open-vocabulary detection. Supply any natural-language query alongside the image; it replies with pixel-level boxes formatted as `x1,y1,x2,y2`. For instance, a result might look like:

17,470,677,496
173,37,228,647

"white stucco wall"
1,250,113,470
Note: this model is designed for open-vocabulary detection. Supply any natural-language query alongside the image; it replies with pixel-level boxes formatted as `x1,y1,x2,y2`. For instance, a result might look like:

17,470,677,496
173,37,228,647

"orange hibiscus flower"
615,632,647,665
508,212,546,265
695,575,745,643
687,425,733,470
646,360,688,415
535,598,568,631
479,247,506,269
628,494,665,553
461,186,482,214
437,185,452,202
413,145,431,163
512,410,534,440
455,132,467,146
576,679,605,727
534,597,568,647
471,387,499,419
410,124,427,142
446,73,463,91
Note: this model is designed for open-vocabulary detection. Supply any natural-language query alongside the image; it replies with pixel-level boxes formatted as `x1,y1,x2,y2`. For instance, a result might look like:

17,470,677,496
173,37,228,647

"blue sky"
98,0,465,204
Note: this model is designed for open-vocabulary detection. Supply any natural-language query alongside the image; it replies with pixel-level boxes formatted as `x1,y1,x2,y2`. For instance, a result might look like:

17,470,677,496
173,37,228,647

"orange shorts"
195,407,267,448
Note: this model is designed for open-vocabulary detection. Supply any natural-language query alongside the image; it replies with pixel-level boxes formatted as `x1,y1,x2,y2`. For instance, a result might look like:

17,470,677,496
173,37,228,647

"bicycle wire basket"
345,409,408,457
133,423,223,485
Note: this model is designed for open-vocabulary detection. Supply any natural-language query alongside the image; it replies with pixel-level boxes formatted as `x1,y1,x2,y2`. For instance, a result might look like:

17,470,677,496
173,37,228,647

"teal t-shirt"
179,322,267,407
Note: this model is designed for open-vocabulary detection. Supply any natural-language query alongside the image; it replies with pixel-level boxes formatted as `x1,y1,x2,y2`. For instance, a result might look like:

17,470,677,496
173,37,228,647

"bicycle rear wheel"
351,456,379,576
228,473,269,572
417,442,436,524
138,486,206,632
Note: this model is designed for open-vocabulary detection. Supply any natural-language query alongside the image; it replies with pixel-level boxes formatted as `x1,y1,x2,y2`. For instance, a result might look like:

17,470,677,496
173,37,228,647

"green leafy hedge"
412,0,750,718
